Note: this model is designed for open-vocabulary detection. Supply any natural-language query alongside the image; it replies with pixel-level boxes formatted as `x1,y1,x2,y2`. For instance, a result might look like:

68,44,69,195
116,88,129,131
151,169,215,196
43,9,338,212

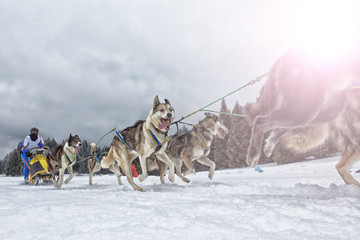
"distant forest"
0,99,337,176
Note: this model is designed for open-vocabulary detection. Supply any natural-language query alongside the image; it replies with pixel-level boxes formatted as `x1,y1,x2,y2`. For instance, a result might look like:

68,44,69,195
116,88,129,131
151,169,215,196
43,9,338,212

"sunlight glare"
293,0,359,58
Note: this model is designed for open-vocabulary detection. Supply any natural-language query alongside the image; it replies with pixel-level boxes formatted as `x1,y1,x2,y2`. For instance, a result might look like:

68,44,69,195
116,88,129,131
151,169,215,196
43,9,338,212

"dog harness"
147,129,165,151
115,130,136,151
115,128,167,153
64,152,74,164
95,152,107,163
193,132,207,151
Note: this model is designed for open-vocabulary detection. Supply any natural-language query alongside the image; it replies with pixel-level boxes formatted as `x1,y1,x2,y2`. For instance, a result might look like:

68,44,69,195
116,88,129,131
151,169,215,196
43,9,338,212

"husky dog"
245,47,360,185
47,134,82,188
96,95,175,191
87,144,122,185
149,112,229,183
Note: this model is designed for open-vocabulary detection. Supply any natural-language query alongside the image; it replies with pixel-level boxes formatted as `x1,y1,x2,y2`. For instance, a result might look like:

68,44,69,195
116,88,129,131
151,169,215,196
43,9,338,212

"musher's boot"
24,178,29,184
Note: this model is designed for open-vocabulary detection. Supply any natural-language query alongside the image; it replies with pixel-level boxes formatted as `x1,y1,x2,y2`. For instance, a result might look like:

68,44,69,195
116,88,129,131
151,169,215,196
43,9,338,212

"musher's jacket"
21,135,45,155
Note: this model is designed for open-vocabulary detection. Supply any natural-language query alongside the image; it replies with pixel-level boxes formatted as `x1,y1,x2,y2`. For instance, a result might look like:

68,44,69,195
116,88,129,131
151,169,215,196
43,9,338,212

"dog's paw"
246,160,255,167
117,177,123,185
263,143,274,157
139,174,148,182
169,174,175,182
246,155,258,167
183,177,190,183
208,172,214,180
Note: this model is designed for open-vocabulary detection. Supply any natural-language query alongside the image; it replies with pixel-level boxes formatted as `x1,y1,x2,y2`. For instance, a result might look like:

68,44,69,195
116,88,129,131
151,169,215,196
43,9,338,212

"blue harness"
115,130,135,151
147,129,163,150
65,152,73,164
115,129,164,152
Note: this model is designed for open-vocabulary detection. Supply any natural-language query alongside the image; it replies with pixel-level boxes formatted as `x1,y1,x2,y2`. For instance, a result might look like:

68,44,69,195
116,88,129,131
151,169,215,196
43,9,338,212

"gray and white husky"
245,47,360,186
92,95,175,191
149,112,229,183
47,134,82,188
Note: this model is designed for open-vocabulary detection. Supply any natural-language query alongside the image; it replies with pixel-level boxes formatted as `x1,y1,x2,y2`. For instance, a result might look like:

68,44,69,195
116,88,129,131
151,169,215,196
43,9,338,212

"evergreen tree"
226,102,249,168
238,108,252,167
44,137,58,149
212,99,230,170
219,99,231,129
5,148,22,176
0,155,8,174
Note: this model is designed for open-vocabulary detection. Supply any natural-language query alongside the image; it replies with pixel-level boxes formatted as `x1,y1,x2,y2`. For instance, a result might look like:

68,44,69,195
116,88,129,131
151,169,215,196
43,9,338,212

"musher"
20,127,45,184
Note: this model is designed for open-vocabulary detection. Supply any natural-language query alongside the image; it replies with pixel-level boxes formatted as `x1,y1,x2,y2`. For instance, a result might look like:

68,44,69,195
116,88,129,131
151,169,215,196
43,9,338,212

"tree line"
0,99,338,176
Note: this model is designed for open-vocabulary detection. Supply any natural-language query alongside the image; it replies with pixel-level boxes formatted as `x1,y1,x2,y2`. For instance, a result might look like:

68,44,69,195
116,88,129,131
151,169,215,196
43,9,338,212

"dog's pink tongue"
75,147,80,154
158,119,169,130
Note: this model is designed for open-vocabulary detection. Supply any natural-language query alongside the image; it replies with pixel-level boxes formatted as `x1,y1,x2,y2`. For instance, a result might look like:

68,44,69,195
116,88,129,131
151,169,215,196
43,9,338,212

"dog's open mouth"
74,146,80,155
158,118,171,130
217,128,227,139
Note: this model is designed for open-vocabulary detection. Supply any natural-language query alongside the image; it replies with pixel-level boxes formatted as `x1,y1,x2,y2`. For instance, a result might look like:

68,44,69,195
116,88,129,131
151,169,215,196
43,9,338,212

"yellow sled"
29,147,52,185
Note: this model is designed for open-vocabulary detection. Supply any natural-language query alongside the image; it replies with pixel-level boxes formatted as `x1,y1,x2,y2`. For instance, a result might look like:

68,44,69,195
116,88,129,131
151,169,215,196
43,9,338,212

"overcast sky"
1,0,359,159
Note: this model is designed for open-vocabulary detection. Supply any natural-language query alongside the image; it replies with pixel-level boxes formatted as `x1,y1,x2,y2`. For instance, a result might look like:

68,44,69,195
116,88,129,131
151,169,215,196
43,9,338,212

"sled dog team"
46,96,229,190
44,47,360,190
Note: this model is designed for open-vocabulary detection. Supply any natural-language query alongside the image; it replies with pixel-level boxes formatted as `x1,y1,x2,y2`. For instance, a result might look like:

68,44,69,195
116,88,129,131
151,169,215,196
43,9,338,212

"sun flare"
292,0,360,57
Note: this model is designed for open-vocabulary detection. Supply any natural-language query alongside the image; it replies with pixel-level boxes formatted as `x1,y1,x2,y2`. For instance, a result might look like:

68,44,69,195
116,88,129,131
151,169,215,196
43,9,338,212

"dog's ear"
205,112,218,120
165,98,171,105
153,95,160,109
68,133,72,142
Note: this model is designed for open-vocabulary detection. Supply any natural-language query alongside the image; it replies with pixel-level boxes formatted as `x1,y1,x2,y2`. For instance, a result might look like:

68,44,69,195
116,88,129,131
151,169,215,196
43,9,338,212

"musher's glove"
25,152,32,158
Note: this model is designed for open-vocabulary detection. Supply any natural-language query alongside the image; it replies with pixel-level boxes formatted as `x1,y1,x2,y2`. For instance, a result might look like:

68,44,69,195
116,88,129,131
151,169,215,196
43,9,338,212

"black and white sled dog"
91,95,176,191
245,47,360,186
47,134,82,188
149,112,229,183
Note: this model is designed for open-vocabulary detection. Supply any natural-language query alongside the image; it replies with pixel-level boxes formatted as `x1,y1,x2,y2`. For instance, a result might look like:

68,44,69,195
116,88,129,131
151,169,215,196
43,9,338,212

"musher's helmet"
30,127,39,134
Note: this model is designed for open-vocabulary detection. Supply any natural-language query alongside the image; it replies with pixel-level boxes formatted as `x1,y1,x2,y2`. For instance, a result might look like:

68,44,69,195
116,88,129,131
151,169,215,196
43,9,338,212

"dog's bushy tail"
90,143,96,155
279,124,329,153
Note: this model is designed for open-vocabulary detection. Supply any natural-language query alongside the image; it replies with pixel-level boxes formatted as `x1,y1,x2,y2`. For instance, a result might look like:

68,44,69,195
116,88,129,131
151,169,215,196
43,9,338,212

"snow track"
1,156,360,240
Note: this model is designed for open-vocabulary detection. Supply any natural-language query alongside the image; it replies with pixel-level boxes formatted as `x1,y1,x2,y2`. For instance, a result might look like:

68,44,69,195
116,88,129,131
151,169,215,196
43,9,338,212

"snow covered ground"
1,156,360,240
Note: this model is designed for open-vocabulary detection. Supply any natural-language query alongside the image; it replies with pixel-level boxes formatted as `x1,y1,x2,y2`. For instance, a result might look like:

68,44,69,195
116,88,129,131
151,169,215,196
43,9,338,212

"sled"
28,147,53,185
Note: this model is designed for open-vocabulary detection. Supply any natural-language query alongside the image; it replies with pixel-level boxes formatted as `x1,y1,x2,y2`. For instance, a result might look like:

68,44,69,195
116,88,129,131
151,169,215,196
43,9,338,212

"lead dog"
149,112,229,183
245,47,360,185
47,134,82,188
95,95,175,191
